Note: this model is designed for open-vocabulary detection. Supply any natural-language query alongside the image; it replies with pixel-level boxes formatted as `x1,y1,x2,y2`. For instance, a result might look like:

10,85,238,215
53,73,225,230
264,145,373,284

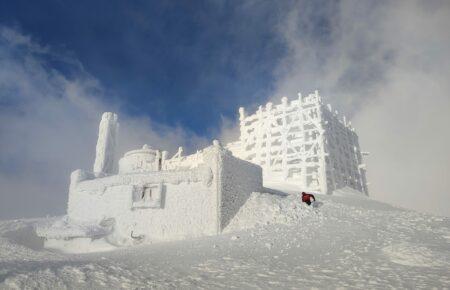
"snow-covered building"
38,112,262,249
227,90,369,195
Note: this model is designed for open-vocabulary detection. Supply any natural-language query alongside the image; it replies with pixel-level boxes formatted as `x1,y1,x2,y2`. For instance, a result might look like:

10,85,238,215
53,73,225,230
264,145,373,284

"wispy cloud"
271,0,450,216
0,26,208,219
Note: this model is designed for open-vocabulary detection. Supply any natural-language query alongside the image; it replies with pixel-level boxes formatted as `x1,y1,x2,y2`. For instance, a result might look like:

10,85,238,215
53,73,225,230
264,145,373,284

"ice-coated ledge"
72,164,214,194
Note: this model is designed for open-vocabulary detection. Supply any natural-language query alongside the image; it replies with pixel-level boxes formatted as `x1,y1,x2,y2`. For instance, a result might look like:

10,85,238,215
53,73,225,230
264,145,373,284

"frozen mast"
227,90,369,195
93,112,119,175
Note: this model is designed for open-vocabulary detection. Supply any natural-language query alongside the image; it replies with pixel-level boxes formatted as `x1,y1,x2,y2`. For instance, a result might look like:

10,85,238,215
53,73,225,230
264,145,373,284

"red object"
301,192,315,205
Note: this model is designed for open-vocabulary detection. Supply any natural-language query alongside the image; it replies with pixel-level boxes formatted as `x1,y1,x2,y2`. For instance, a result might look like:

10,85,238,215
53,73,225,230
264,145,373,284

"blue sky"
1,1,449,218
0,0,297,136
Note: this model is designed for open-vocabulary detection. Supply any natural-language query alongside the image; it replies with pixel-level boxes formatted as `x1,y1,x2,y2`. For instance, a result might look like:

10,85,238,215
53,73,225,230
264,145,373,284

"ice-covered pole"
93,112,119,175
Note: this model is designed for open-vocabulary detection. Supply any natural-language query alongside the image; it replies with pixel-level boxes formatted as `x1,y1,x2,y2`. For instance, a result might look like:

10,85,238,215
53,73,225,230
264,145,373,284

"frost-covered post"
93,112,119,175
298,93,308,188
265,102,273,169
238,107,245,122
161,151,168,170
238,107,246,146
281,97,288,180
256,106,263,164
315,93,328,195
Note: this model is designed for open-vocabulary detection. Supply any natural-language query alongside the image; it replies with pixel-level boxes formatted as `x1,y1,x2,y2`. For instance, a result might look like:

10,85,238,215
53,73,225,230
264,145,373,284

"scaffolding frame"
227,91,369,195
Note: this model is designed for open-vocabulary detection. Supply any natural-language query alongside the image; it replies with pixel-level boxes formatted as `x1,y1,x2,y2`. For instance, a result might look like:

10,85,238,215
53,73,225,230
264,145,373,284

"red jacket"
301,192,315,203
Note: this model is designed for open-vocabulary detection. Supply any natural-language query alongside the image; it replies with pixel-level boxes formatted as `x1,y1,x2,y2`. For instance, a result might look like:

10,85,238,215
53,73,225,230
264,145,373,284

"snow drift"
224,192,322,232
1,191,448,289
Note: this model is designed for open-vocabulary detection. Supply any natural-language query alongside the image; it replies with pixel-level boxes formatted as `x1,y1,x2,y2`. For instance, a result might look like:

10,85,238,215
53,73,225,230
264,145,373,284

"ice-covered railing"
72,166,214,192
238,90,354,131
163,146,205,170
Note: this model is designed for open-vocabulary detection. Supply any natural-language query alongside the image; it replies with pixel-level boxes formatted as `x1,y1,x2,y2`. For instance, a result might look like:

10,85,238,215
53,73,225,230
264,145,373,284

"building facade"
227,90,369,195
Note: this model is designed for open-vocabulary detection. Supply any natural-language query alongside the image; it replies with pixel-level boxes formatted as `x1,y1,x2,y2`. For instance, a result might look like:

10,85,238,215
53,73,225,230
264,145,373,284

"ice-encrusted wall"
227,90,368,195
321,106,369,194
67,166,213,222
68,152,218,242
219,152,262,230
128,182,215,241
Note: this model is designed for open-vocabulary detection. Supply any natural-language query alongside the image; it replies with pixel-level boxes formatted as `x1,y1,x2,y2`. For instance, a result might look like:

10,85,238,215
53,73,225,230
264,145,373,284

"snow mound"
224,192,321,232
332,186,368,197
382,242,448,268
3,224,44,251
36,216,112,240
34,216,117,253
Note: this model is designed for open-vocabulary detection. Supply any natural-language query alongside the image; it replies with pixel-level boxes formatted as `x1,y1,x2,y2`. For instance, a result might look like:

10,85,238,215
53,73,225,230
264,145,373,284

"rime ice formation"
227,90,369,195
37,113,262,250
36,91,369,252
93,112,119,175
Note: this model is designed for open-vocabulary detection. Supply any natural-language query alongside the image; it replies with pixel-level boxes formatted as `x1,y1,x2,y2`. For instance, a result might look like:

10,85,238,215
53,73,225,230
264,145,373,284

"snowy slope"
0,190,449,289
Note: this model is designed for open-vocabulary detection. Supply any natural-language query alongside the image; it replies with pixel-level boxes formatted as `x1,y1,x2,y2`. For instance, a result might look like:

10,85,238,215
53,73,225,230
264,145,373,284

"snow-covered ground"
0,190,449,289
